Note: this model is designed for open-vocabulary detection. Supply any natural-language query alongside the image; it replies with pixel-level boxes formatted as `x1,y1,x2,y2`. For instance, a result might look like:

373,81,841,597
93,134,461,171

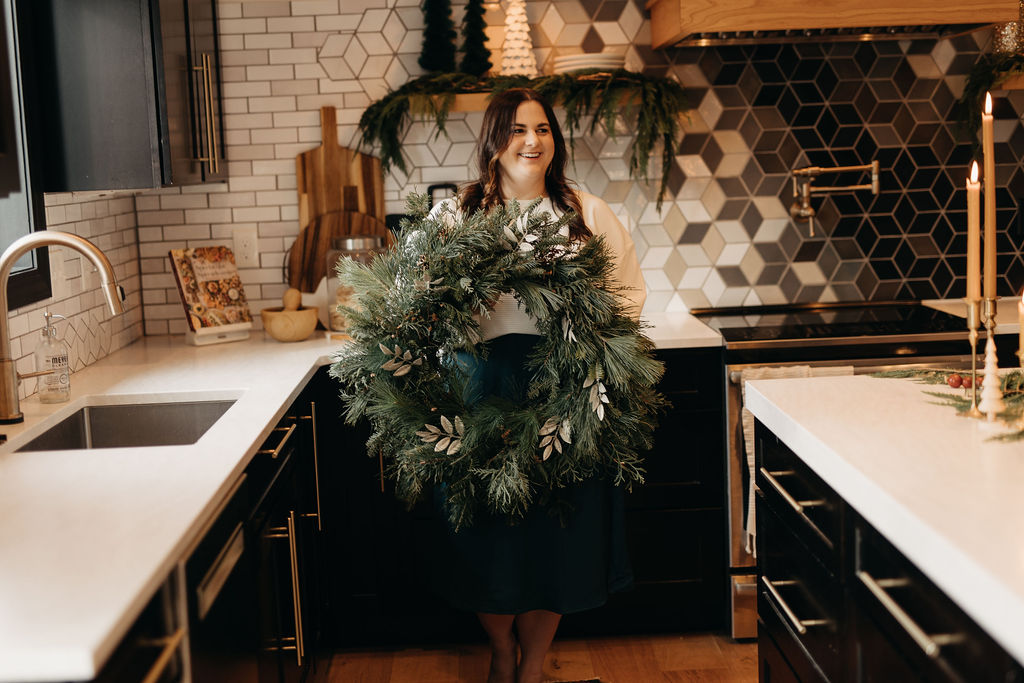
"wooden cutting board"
291,106,388,291
296,106,385,224
287,210,387,292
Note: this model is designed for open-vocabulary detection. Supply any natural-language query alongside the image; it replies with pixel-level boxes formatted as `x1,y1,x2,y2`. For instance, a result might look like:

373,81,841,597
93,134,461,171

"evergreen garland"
329,194,666,529
357,72,688,209
419,0,457,73
872,368,1024,441
459,0,492,77
955,52,1024,146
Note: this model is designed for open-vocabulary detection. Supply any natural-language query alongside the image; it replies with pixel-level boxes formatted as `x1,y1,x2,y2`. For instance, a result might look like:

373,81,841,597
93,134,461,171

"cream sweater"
430,192,647,340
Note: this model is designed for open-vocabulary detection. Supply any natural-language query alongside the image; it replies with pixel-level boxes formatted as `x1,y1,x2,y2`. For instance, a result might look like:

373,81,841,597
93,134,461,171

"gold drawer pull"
137,627,185,683
760,466,833,548
761,576,829,635
857,570,964,657
258,423,296,458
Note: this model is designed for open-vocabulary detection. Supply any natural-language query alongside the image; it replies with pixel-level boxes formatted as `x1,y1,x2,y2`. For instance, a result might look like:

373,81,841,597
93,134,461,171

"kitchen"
3,0,1024,681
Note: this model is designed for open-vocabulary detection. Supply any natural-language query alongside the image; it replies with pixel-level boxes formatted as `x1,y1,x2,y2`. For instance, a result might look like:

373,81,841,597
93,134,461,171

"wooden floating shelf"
998,73,1024,90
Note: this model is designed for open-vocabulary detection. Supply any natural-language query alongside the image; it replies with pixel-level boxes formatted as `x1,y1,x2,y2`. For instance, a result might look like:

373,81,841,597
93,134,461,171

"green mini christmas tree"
459,0,492,77
419,0,457,73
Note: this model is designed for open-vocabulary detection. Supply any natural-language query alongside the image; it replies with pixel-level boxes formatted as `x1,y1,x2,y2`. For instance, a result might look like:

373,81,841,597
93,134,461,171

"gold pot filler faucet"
790,160,879,236
0,231,125,425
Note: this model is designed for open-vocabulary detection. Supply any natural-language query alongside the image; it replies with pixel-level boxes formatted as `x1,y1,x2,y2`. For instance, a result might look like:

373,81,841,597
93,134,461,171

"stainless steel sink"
15,398,237,451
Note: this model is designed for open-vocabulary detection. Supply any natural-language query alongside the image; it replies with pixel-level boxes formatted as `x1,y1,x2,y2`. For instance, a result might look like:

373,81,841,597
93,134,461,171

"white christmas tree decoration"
978,332,1005,420
501,0,538,77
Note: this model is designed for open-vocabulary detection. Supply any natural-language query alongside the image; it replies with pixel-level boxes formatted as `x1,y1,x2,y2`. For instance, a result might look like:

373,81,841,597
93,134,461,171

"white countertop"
0,312,716,682
745,373,1024,666
644,311,722,348
924,296,1023,334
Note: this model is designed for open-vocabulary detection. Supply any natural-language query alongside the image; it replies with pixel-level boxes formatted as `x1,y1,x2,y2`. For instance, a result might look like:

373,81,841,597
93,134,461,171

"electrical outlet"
233,226,259,268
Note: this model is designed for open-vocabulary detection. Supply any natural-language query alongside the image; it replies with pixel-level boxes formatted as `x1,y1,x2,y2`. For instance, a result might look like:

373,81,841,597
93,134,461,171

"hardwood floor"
327,633,757,682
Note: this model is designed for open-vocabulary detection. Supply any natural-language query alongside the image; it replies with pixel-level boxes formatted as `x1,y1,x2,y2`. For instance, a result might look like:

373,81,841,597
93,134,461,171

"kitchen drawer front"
655,347,724,411
758,490,844,683
756,420,842,571
853,517,1023,683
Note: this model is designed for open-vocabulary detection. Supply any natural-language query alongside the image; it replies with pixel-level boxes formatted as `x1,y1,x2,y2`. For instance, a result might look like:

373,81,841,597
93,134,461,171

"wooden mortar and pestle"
261,288,319,342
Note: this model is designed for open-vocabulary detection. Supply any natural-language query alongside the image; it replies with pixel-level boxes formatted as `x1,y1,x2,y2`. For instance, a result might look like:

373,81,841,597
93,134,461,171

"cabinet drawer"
758,492,843,683
756,420,842,572
854,518,1022,683
655,347,724,411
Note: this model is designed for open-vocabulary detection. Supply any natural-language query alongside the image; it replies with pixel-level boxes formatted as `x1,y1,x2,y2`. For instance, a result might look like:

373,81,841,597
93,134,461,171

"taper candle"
1018,292,1024,367
983,92,997,299
967,161,981,302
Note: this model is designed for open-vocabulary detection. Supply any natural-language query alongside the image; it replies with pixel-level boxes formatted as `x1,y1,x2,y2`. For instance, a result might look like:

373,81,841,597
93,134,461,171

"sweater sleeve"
579,192,647,316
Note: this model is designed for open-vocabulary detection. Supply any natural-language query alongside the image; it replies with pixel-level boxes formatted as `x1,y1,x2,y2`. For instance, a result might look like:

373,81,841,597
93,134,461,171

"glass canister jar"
325,235,386,332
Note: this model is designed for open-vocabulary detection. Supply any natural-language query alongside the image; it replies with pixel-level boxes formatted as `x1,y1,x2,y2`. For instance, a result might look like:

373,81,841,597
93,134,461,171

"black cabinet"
22,0,225,191
312,344,728,646
186,390,324,683
755,419,1024,683
564,346,727,635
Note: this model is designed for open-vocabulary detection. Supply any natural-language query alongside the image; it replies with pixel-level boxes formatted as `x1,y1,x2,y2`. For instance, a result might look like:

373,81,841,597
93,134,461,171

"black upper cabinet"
23,0,225,191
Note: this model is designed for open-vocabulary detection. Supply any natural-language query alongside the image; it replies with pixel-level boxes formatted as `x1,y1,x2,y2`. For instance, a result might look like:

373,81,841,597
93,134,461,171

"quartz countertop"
0,311,717,682
924,296,1023,334
745,373,1024,666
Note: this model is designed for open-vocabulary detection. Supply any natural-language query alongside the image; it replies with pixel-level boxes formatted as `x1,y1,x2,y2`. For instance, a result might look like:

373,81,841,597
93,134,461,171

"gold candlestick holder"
979,297,1005,420
965,298,983,418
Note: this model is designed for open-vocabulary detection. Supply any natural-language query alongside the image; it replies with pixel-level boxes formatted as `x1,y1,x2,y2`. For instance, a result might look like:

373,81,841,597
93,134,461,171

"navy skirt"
430,334,633,615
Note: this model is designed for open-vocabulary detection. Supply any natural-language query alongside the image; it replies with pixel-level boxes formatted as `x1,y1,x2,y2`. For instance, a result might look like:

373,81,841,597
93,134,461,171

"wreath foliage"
329,194,666,529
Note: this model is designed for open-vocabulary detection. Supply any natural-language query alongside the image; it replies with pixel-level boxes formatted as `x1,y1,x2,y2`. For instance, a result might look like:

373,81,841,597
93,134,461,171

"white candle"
983,92,997,299
967,161,981,302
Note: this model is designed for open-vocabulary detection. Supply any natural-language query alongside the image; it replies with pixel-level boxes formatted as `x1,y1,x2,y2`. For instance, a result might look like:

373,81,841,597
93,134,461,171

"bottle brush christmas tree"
501,0,537,77
459,0,492,76
419,0,457,73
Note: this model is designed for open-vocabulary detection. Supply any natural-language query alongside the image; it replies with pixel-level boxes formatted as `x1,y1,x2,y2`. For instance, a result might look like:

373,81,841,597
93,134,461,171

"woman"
431,88,646,683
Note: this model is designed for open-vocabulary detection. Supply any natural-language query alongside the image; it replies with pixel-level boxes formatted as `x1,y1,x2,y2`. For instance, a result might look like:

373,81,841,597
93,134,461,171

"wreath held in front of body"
329,194,666,530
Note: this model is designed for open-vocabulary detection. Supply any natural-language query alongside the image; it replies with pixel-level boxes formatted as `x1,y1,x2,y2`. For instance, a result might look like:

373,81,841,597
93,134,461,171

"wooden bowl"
261,306,319,342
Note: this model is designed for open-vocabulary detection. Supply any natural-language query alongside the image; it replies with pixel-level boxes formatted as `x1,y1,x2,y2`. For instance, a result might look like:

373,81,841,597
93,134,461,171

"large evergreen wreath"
329,194,666,529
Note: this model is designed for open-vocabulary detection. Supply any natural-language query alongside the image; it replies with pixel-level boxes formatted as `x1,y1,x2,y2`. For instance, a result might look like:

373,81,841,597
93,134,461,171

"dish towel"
740,365,855,556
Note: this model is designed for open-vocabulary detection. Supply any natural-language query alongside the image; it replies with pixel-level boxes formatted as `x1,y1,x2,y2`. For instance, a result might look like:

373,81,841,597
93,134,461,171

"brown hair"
459,88,590,240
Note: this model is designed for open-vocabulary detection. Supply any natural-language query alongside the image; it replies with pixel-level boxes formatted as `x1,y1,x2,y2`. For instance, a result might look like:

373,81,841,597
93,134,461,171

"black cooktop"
689,301,966,345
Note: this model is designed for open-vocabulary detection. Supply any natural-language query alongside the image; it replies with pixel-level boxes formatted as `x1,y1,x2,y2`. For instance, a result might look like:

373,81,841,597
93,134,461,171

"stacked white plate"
552,53,625,74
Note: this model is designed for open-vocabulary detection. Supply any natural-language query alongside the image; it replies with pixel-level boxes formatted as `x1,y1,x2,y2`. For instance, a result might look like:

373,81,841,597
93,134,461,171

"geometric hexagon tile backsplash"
364,12,1024,309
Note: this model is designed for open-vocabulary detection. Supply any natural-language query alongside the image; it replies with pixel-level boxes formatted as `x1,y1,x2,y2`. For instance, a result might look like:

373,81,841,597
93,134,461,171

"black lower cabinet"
312,342,728,647
758,621,800,683
185,388,324,683
755,419,1024,683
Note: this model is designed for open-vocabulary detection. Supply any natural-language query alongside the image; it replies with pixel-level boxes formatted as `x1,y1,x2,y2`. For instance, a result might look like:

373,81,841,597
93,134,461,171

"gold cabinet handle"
856,570,963,657
190,53,218,174
760,576,829,636
760,466,833,548
286,510,305,663
258,423,296,458
297,403,323,531
137,627,186,683
264,511,305,665
203,53,219,174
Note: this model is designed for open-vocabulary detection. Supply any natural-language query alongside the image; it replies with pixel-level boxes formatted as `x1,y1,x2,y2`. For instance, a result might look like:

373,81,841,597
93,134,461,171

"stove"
690,300,970,365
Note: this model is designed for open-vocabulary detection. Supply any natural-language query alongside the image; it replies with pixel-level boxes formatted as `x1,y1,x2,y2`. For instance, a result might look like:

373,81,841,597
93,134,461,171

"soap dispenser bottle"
35,311,70,403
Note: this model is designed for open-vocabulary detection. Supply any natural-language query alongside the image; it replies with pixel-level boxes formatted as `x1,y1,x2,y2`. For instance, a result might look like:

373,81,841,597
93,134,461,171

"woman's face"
497,100,554,196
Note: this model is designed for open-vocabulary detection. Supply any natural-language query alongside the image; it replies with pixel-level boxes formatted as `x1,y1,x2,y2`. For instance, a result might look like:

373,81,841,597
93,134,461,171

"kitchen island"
0,311,720,682
745,372,1024,669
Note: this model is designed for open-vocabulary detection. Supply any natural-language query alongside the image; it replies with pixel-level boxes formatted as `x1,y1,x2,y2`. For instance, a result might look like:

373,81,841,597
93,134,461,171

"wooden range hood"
647,0,1019,48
